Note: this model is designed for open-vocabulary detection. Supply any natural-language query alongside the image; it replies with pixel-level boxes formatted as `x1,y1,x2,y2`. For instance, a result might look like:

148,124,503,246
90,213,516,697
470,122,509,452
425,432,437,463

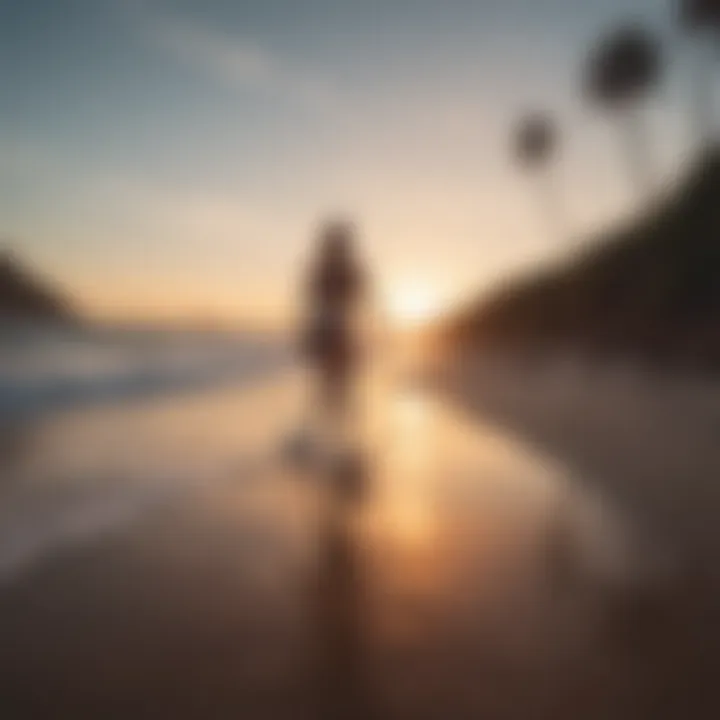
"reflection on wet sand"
362,387,639,720
307,379,644,720
0,373,651,719
312,469,373,720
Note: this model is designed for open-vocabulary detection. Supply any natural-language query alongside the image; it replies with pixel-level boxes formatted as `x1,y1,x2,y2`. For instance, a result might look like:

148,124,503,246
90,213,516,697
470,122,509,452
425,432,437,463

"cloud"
152,15,276,89
138,7,333,109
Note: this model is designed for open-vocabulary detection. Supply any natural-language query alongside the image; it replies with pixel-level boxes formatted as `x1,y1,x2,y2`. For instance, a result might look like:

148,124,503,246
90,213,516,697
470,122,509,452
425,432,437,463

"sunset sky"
0,0,695,324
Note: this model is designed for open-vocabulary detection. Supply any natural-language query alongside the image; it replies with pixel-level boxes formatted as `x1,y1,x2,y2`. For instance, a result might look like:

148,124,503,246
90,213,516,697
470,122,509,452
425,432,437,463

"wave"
0,325,291,417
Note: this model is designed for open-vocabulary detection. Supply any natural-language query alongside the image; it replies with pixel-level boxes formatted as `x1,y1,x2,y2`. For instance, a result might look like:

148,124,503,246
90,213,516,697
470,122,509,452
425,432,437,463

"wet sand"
440,353,720,719
0,367,680,719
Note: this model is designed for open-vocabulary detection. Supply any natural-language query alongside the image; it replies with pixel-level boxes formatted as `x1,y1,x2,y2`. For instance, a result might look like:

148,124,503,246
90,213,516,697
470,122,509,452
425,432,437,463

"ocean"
0,323,291,419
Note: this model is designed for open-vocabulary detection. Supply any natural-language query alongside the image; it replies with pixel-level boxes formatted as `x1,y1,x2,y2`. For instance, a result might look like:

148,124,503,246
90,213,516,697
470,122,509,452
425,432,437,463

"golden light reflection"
371,391,438,548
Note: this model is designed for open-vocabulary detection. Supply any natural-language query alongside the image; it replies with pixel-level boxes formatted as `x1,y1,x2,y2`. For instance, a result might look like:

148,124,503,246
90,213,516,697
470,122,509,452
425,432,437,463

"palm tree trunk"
621,105,653,199
534,169,564,243
691,38,716,148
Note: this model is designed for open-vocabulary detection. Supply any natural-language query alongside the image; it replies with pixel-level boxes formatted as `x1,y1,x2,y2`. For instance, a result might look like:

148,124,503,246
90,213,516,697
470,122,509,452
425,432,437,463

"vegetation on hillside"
447,151,720,371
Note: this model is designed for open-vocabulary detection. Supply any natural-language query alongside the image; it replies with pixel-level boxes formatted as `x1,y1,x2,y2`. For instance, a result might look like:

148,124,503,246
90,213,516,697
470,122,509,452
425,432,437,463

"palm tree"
514,113,562,240
679,0,720,145
584,25,664,195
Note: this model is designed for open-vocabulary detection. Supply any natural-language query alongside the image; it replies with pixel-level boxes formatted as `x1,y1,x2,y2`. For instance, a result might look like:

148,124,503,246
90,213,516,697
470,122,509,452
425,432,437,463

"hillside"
445,151,720,372
0,251,75,322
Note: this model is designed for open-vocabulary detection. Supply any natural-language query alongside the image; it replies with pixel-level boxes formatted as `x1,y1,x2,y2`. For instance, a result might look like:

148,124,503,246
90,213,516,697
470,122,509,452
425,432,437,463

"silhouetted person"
302,221,366,432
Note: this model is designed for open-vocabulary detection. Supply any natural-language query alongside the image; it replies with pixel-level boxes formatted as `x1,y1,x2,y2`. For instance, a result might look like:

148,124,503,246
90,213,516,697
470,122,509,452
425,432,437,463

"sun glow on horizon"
387,282,442,327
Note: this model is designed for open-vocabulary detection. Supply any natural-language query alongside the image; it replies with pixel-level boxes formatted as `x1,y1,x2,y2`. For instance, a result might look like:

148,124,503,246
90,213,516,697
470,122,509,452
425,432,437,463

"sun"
388,283,441,326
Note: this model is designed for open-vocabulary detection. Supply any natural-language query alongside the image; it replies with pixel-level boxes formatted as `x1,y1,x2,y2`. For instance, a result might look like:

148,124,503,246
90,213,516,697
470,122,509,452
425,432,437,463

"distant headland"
0,250,75,323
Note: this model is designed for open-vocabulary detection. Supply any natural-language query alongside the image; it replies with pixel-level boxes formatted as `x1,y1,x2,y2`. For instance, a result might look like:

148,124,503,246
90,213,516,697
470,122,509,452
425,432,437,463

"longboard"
281,428,370,500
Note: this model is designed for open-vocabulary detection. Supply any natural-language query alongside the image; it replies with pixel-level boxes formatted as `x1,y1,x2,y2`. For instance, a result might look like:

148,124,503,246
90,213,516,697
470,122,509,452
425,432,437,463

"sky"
0,0,697,325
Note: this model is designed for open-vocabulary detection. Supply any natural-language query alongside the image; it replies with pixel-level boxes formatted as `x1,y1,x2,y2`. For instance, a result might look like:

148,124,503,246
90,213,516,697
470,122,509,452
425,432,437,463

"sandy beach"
0,362,660,719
